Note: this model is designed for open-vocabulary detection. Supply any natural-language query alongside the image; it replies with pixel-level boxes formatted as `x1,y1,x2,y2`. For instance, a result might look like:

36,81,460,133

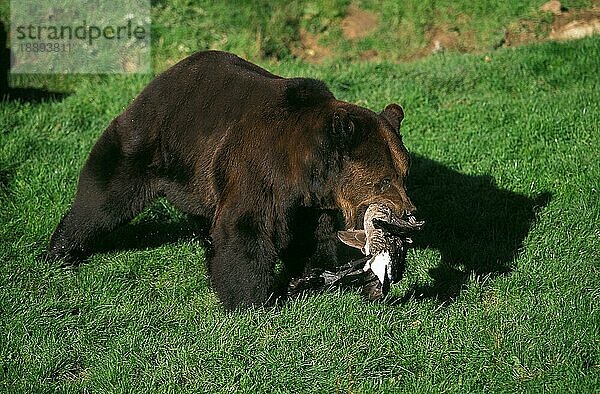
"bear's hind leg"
45,132,156,263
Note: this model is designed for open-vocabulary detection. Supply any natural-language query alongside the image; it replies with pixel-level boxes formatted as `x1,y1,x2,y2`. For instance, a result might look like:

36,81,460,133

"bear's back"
119,51,336,140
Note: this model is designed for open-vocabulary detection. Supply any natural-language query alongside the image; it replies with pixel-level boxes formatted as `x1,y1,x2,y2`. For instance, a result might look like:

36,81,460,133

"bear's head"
330,102,416,230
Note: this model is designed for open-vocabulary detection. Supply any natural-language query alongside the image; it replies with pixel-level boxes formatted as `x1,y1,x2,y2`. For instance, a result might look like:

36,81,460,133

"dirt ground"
295,1,600,63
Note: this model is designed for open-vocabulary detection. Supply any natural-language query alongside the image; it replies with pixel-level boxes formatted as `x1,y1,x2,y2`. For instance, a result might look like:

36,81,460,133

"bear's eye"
378,177,392,193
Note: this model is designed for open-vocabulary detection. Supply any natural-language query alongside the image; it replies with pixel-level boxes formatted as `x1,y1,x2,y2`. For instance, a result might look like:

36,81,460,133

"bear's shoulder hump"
285,78,335,109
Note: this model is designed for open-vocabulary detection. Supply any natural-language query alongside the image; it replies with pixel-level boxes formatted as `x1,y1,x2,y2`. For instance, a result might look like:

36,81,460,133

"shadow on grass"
0,168,12,194
0,22,69,104
48,154,549,306
1,87,69,104
391,154,551,304
94,202,209,256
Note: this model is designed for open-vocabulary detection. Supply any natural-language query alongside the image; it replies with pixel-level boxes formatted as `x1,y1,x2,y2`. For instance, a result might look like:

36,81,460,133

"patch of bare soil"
341,4,379,40
540,0,563,15
424,26,473,54
501,3,599,48
291,2,599,64
549,6,600,41
359,49,379,61
413,21,477,60
295,4,379,63
291,28,332,63
503,20,545,48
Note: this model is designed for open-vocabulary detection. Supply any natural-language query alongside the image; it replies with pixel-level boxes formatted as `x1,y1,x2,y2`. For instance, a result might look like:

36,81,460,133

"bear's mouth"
353,204,423,232
372,213,424,235
354,205,369,230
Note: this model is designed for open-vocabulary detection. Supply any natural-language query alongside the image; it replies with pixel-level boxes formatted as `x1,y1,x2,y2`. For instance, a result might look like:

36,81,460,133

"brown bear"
45,51,417,309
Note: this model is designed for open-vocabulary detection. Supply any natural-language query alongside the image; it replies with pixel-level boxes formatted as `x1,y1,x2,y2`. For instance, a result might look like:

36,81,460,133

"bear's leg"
307,210,344,271
280,209,319,280
283,210,348,276
208,212,277,309
45,133,156,263
281,210,364,298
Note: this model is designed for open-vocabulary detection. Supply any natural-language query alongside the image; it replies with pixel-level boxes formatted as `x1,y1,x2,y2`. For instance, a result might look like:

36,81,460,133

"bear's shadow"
96,154,550,304
395,154,551,303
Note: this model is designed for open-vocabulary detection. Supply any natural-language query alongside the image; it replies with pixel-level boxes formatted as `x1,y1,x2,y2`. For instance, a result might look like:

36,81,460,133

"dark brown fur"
45,51,416,309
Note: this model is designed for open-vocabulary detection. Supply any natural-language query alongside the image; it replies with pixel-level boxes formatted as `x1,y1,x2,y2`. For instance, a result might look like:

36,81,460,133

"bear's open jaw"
352,205,423,233
372,213,424,235
354,205,369,230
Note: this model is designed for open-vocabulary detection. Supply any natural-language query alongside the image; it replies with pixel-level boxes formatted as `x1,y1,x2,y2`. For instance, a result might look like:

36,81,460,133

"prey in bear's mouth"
287,203,423,300
338,203,423,299
354,204,421,231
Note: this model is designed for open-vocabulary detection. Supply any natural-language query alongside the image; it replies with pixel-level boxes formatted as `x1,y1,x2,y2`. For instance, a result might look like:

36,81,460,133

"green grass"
4,0,591,73
149,0,597,69
2,1,600,391
1,36,599,392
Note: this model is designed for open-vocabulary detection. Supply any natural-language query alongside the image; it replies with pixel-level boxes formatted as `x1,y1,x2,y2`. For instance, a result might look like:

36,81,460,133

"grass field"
1,1,600,393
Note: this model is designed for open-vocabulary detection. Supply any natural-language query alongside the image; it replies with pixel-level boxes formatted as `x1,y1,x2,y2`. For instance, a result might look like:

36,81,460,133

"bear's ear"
332,108,355,142
337,230,367,254
380,103,404,131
